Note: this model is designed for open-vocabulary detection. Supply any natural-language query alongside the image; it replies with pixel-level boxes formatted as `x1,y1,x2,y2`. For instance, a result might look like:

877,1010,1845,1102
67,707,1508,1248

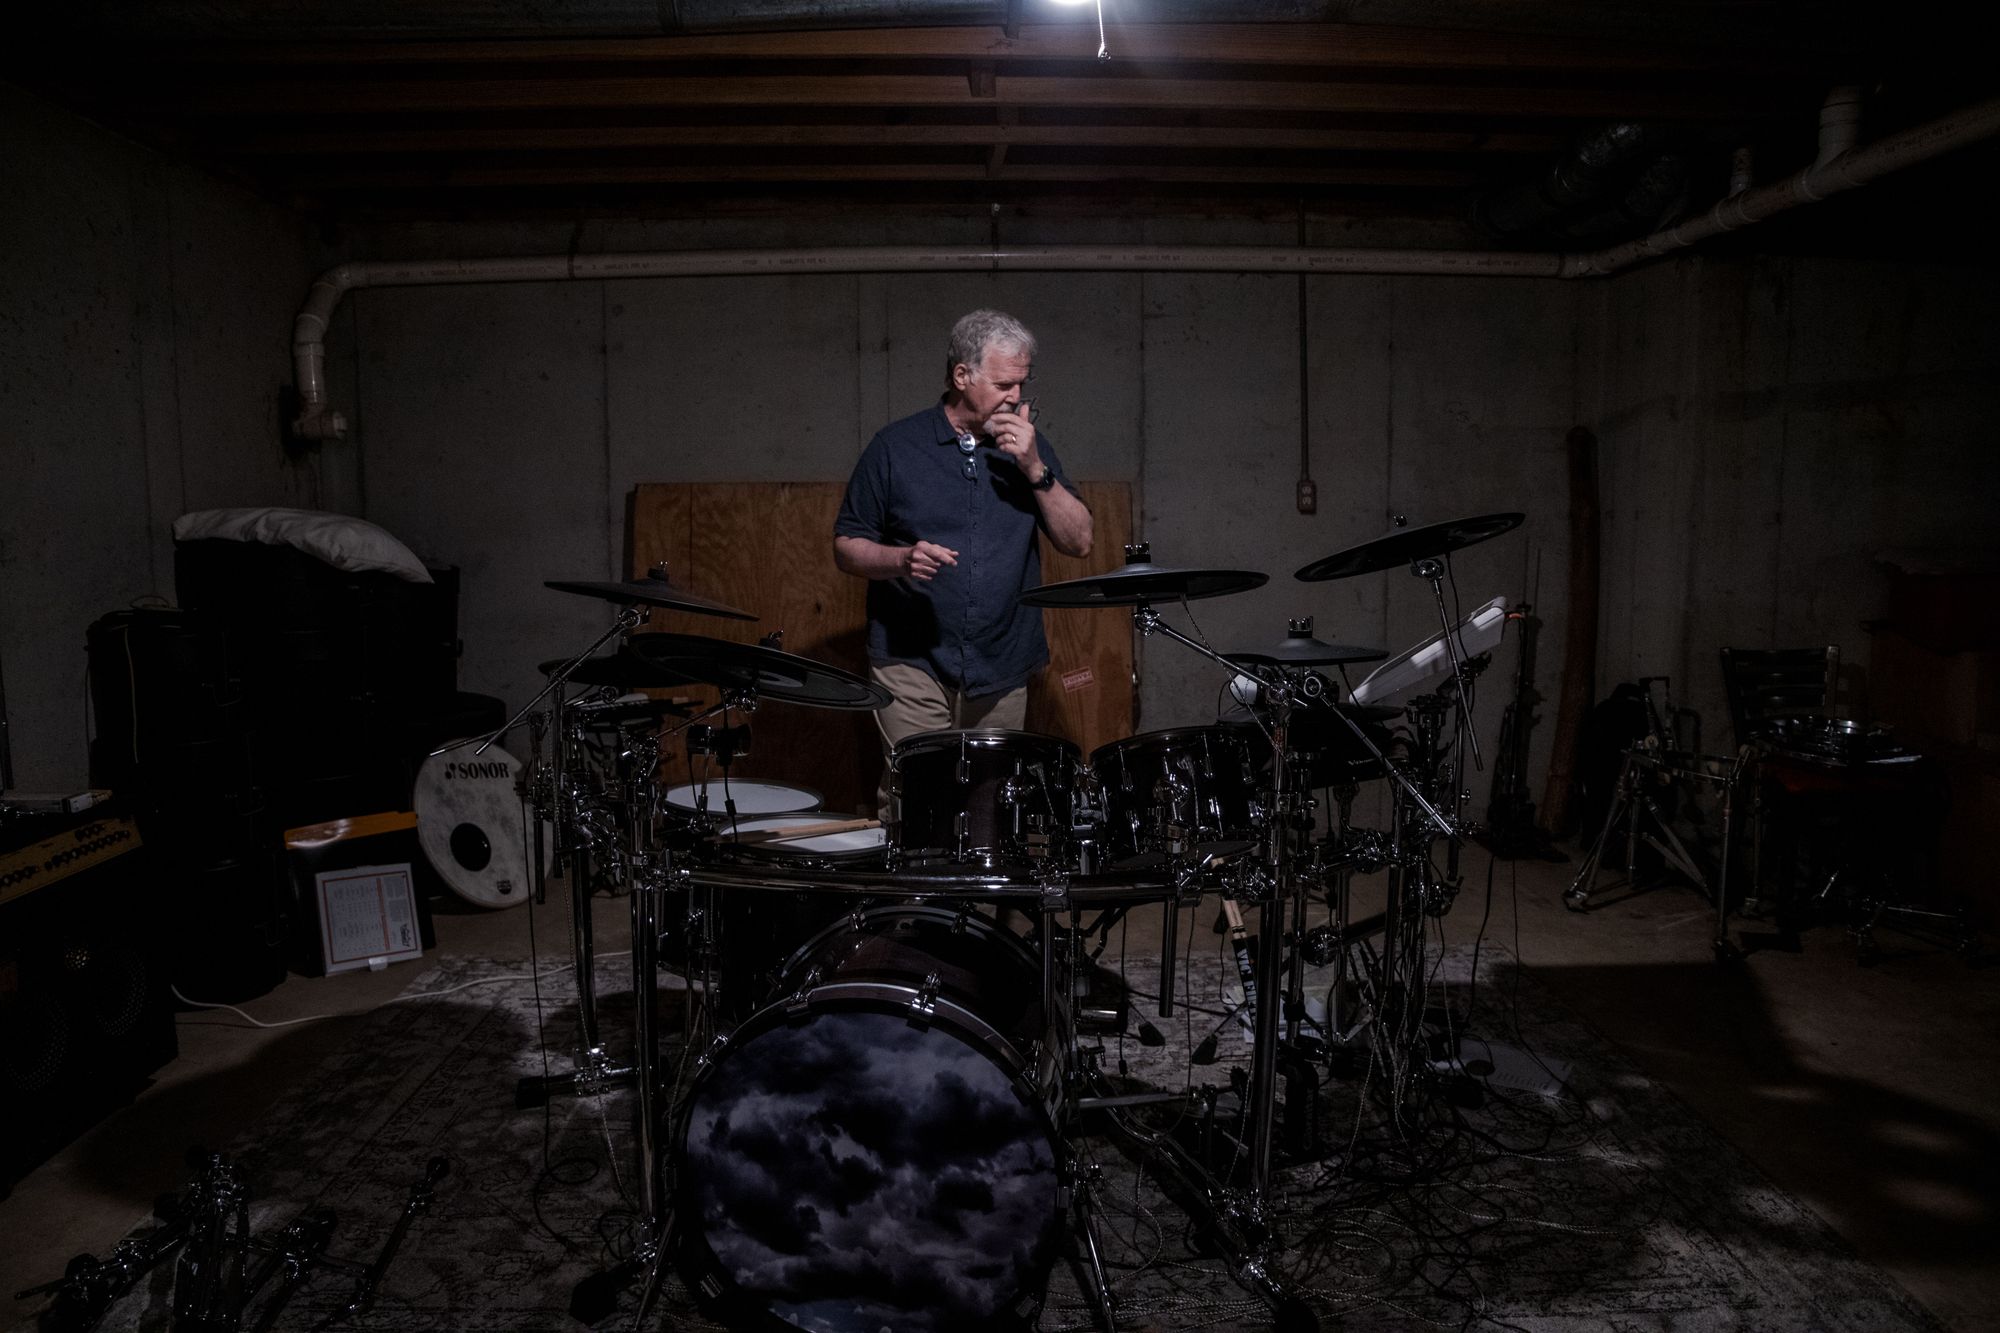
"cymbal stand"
567,734,678,1327
512,608,650,1107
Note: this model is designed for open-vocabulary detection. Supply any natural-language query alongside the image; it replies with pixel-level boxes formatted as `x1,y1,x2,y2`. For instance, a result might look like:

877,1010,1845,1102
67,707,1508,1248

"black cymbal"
1295,513,1524,582
540,652,699,690
1228,616,1387,667
545,567,756,620
625,633,891,711
1020,543,1268,608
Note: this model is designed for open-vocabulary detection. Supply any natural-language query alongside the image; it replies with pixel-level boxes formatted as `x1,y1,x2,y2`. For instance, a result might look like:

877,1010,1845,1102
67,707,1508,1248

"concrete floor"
3,851,1995,1331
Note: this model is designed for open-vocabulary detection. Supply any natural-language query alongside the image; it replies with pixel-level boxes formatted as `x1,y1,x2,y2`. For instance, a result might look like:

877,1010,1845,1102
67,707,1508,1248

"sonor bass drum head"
413,742,543,909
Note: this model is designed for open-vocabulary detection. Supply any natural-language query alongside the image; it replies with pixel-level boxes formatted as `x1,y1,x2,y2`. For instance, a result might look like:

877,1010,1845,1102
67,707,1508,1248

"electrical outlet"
1296,478,1318,514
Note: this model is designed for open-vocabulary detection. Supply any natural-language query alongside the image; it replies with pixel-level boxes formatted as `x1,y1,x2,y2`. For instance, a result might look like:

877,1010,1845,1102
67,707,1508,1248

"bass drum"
676,906,1061,1332
412,741,547,909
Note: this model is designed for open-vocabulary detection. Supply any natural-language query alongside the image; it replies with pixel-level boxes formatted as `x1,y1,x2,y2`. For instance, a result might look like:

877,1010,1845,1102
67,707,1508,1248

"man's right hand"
904,540,959,582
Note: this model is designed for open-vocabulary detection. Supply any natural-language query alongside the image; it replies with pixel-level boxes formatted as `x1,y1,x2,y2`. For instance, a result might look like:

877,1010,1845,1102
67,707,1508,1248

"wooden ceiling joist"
156,73,1793,121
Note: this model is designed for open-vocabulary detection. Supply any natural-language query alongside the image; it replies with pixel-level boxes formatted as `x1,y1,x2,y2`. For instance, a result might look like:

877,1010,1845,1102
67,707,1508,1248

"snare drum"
709,813,888,869
892,728,1079,868
663,778,820,818
1091,726,1263,864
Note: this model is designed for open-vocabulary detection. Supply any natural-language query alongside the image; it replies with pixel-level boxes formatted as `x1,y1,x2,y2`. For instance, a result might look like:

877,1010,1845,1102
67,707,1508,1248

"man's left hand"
983,407,1043,482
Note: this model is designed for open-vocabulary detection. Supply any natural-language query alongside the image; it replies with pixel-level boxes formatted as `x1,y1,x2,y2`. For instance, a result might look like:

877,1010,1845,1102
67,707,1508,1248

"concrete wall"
9,131,1993,810
313,216,2000,817
0,84,323,791
319,217,1587,819
1589,254,2000,751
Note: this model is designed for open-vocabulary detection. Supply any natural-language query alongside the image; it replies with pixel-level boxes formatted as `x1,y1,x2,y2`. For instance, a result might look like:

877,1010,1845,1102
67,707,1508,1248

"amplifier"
1,805,177,1192
0,813,144,907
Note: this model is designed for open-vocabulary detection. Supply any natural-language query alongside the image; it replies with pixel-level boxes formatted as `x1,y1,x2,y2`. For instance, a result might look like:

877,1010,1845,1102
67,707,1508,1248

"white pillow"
172,508,434,584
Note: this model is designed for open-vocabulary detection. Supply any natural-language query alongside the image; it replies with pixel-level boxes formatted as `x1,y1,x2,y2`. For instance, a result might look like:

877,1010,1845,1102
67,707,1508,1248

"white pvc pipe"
1557,93,2000,277
291,93,2000,440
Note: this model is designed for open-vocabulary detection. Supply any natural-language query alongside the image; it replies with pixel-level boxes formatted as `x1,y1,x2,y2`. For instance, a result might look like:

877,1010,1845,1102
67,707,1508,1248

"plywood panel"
1026,479,1135,760
631,480,1132,814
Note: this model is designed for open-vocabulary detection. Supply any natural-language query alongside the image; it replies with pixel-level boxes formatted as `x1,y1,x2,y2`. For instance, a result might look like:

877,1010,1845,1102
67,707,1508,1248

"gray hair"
945,309,1036,383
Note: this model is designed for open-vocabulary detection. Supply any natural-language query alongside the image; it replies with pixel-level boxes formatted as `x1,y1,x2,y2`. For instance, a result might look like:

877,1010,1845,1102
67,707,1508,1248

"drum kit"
435,512,1523,1331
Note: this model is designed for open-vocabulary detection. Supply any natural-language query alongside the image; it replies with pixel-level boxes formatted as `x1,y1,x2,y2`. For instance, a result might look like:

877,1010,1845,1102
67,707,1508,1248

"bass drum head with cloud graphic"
675,911,1059,1331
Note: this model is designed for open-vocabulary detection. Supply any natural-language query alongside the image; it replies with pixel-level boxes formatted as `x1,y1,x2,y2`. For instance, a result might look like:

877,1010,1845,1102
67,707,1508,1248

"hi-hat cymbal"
625,633,891,711
1228,617,1388,667
570,696,694,729
540,651,699,690
1295,513,1524,582
1020,543,1268,608
544,567,756,620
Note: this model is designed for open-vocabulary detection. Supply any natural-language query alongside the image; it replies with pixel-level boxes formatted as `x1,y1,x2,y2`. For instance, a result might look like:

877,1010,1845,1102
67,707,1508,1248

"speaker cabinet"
0,816,177,1193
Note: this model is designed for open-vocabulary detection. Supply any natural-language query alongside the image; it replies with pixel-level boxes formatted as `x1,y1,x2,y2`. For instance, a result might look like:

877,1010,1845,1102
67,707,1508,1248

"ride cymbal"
624,633,890,710
1295,513,1524,582
1019,543,1268,608
544,566,756,620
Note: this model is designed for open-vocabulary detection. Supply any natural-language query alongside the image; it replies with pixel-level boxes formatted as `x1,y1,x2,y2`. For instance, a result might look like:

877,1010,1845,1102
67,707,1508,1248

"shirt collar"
932,398,975,446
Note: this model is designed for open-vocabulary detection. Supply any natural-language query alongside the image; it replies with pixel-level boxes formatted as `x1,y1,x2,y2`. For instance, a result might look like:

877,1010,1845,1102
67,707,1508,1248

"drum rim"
708,813,888,864
893,727,1080,761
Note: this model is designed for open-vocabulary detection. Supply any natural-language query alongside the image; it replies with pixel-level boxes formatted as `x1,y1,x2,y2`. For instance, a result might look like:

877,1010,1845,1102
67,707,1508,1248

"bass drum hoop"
775,902,1039,991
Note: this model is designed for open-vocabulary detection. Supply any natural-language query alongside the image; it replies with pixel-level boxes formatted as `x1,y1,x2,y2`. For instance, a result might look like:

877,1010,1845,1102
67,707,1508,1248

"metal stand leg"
1072,1168,1119,1333
1714,756,1744,961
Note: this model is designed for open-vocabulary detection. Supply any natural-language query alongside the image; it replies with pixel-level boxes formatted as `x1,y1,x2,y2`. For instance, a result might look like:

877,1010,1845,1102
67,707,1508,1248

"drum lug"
910,971,942,1022
785,966,824,1014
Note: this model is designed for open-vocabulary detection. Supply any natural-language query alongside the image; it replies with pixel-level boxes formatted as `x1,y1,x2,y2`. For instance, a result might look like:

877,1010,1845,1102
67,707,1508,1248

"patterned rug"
24,923,1944,1333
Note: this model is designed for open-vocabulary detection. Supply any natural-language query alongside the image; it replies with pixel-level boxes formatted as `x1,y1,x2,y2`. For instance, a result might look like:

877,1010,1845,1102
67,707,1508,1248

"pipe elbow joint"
293,406,350,442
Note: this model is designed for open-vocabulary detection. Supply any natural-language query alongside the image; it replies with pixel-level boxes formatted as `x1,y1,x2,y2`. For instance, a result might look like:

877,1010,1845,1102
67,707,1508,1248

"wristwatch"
1030,467,1058,492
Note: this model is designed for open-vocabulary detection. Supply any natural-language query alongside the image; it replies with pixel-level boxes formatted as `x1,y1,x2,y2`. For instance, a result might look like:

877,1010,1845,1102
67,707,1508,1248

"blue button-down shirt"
834,402,1078,697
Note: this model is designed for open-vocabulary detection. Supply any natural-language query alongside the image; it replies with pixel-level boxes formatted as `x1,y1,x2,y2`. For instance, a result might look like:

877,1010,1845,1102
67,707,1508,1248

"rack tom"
1091,725,1264,865
891,728,1079,869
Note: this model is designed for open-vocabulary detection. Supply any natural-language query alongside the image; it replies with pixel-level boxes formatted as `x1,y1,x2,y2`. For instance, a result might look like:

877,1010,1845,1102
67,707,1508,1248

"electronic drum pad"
413,740,546,909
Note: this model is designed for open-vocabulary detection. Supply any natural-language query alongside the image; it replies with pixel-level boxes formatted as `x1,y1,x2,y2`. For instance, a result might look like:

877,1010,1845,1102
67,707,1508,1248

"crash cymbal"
544,566,756,620
1227,617,1388,667
1019,543,1268,608
625,633,891,710
540,651,699,690
1295,513,1524,582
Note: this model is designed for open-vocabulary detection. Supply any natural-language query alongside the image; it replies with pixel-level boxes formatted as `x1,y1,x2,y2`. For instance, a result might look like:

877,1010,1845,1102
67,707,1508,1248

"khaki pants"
871,662,1028,820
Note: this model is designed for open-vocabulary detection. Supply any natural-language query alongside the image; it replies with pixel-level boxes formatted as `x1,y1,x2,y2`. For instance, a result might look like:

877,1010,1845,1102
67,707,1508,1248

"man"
833,308,1094,815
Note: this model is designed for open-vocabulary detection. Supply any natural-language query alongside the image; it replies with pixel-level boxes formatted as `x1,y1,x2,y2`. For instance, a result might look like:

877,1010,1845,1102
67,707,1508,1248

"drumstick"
730,817,880,846
1220,898,1259,1018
